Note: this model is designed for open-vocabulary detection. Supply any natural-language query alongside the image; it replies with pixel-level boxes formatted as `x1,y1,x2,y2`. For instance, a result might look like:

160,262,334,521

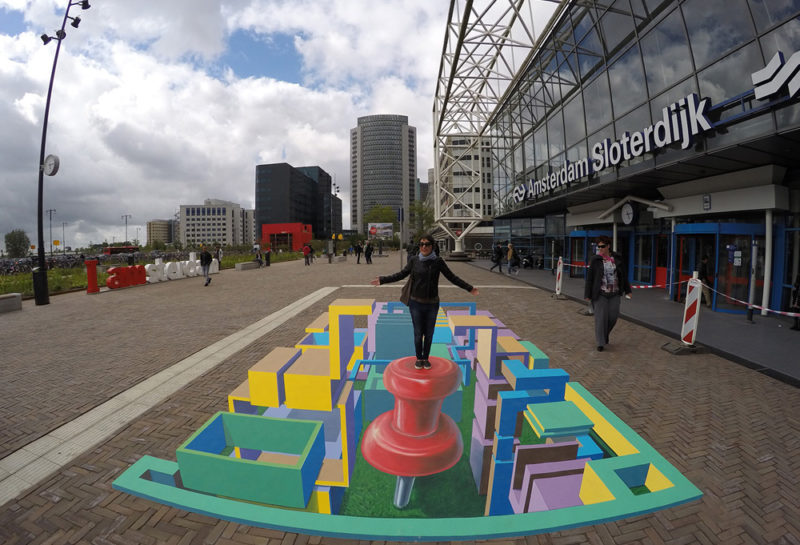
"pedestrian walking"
506,243,520,275
215,246,222,265
355,242,363,264
791,274,800,330
302,243,311,266
264,246,271,266
200,246,213,286
371,233,479,370
489,242,504,273
364,241,373,264
584,236,631,351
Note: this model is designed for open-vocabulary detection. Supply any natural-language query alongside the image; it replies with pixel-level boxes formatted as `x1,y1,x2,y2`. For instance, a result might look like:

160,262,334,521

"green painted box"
176,411,324,508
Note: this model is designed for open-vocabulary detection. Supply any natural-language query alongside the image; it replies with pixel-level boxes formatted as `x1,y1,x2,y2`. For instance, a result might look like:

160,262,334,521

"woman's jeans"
408,299,439,360
593,293,620,348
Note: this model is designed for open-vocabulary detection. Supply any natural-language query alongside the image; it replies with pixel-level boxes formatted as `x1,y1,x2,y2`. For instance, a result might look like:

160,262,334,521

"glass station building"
491,0,800,314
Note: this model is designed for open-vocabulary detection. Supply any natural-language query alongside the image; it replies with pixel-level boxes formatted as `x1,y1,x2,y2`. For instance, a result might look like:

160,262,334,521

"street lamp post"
122,214,131,244
46,208,56,256
32,0,91,306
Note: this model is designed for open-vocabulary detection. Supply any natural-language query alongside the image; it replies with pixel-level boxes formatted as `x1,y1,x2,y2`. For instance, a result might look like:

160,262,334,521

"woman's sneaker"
423,360,431,370
415,360,424,369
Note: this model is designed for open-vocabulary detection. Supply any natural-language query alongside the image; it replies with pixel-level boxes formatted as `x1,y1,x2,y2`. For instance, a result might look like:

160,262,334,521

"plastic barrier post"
680,272,702,346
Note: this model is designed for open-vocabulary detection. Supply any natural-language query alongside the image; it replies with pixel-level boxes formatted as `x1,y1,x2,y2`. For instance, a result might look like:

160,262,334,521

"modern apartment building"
179,199,254,247
350,114,417,242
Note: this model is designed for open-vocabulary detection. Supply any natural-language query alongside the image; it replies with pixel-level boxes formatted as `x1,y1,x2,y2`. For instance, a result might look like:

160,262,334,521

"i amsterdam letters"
513,92,712,203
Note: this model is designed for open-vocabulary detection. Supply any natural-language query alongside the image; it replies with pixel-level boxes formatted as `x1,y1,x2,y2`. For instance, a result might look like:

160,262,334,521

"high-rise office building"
255,163,342,241
350,114,416,241
146,220,173,246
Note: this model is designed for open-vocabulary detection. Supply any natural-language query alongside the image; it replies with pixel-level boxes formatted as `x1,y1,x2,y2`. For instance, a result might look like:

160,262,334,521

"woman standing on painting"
371,233,479,370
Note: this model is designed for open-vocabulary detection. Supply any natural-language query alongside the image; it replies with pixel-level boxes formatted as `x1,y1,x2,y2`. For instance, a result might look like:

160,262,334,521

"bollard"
86,259,99,294
680,272,702,346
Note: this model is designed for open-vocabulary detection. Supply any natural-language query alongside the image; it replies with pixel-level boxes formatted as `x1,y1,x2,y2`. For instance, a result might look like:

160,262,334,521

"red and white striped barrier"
555,257,564,296
680,276,703,346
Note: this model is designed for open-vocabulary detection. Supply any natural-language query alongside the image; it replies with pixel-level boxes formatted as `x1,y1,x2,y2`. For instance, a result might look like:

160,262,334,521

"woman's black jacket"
380,255,473,303
584,252,632,301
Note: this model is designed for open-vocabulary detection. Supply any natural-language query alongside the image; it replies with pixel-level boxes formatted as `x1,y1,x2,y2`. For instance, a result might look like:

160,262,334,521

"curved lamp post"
33,0,90,306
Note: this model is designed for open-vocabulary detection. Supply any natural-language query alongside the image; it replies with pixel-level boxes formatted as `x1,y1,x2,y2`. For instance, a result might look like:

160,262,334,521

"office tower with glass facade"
488,0,800,314
350,114,416,242
255,163,342,241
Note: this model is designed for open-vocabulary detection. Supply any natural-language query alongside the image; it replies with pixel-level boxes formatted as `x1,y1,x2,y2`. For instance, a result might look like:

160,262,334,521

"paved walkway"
0,253,798,544
468,259,800,385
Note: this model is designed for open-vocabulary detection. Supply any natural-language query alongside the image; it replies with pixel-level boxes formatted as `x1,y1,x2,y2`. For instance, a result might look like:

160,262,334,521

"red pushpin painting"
360,356,463,508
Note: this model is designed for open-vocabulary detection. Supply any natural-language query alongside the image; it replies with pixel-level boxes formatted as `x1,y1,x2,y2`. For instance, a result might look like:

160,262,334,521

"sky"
0,0,556,253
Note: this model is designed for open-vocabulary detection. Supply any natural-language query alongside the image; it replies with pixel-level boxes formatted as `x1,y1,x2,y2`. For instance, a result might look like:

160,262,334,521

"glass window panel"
534,123,548,166
583,74,612,134
563,92,587,147
566,141,588,166
615,104,652,168
512,143,523,176
683,0,756,69
640,8,693,96
559,55,579,98
697,42,764,108
577,27,605,81
600,0,636,54
759,16,800,61
547,111,565,158
649,76,699,119
524,132,536,171
748,0,800,32
608,44,646,116
572,6,596,43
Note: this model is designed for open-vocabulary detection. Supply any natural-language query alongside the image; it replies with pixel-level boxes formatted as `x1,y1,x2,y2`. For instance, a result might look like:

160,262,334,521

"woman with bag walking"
371,233,479,370
584,236,632,351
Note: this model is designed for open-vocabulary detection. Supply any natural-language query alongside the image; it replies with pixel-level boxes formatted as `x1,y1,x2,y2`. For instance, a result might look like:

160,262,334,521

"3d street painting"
113,298,702,540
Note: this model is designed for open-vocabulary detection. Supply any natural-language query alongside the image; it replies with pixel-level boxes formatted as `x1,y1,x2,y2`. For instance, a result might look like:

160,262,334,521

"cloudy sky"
0,0,463,252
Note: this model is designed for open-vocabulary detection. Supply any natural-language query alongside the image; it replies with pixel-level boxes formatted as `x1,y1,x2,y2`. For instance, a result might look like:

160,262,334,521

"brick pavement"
0,253,798,544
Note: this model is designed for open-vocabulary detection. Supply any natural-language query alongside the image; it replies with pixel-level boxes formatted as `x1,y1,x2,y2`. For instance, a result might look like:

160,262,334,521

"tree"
5,229,31,258
363,205,399,234
409,199,436,240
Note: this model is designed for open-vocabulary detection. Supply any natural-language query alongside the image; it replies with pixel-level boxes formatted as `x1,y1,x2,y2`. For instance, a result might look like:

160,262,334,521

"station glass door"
569,237,586,278
676,235,715,303
716,234,765,312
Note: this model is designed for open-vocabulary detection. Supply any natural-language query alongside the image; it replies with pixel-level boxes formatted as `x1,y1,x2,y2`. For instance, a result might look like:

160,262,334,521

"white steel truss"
433,0,563,251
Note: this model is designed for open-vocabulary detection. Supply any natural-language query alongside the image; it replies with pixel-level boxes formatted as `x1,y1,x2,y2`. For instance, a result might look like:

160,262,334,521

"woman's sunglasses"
420,242,433,247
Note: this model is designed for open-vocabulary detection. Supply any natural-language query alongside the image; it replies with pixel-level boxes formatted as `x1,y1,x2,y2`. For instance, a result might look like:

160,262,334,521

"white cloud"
1,0,551,252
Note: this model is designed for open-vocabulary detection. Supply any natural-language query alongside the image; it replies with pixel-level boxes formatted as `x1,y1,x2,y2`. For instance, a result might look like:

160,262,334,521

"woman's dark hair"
596,235,612,246
419,233,434,243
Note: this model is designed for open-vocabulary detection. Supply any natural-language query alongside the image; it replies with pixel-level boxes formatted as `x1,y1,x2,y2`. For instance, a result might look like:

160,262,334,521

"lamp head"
55,29,66,39
41,34,52,44
70,16,81,28
81,0,90,8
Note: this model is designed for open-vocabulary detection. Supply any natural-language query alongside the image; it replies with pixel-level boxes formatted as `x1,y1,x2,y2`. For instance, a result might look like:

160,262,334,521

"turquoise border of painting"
112,382,702,541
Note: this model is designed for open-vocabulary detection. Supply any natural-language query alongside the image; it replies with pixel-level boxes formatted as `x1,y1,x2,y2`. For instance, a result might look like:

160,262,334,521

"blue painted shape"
232,399,262,416
441,301,477,314
441,383,463,423
494,433,516,460
240,448,261,460
433,325,453,343
496,390,549,436
486,457,515,516
576,434,604,460
503,360,569,401
186,413,227,454
615,464,650,487
147,469,176,487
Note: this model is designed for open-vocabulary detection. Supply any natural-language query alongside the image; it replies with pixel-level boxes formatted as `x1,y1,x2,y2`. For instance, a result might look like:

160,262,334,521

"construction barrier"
555,257,564,296
680,274,702,346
